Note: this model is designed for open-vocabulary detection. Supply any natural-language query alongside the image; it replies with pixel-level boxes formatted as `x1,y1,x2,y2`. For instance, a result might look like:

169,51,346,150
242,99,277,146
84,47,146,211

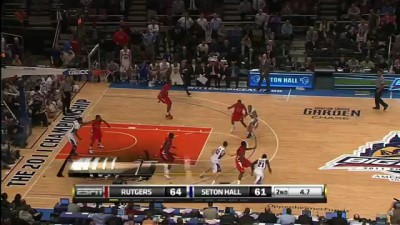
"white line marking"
194,127,213,166
22,87,110,199
286,88,292,102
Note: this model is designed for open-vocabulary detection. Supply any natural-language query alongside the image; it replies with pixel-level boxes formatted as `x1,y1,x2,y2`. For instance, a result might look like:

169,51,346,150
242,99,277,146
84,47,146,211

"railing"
2,101,18,122
388,35,393,62
88,44,101,71
52,9,62,48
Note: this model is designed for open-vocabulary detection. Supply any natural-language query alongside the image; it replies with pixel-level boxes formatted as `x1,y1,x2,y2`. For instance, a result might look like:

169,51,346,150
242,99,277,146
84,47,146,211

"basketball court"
1,82,399,218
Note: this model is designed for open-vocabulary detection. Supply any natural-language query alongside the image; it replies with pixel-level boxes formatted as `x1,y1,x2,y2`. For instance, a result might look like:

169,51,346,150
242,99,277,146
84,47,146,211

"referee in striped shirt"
60,76,74,115
373,69,389,110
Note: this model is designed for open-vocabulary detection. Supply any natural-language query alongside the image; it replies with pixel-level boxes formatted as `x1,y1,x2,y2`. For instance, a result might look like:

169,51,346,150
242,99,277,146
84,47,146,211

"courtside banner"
1,66,65,79
63,68,91,76
333,73,400,90
248,70,314,89
390,78,400,91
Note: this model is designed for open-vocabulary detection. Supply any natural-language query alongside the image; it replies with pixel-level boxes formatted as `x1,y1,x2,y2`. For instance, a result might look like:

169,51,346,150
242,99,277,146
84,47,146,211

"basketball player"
199,141,228,185
228,100,248,132
234,141,255,184
252,154,272,184
87,115,110,154
158,80,173,119
246,105,259,139
120,45,132,74
57,117,89,177
160,133,177,179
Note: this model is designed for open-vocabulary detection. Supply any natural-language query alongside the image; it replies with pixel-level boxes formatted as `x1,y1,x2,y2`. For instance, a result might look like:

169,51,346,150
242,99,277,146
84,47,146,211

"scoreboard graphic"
73,184,327,203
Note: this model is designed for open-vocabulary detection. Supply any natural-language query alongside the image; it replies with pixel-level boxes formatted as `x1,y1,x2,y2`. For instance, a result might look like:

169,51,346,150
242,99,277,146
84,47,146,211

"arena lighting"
102,157,108,170
111,157,117,170
91,157,100,170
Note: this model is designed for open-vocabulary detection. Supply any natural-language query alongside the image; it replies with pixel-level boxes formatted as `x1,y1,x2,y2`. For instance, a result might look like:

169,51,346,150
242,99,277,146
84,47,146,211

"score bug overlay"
73,184,326,203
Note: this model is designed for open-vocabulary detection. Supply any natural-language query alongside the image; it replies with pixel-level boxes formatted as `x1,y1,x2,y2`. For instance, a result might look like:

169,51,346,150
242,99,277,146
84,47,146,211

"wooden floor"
2,82,399,218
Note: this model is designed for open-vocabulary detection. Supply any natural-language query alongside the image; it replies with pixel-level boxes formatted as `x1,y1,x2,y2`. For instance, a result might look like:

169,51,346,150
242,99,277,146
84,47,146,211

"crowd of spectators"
98,0,321,88
1,193,43,225
2,192,400,225
306,0,399,71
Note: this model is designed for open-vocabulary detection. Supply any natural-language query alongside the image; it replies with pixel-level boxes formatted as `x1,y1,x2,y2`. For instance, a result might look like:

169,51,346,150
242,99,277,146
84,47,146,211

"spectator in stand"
360,57,375,71
381,1,395,15
143,29,156,61
210,14,223,39
239,208,255,225
123,214,135,225
255,9,268,29
269,13,282,34
335,56,349,72
380,12,397,36
51,45,62,67
304,57,315,72
239,0,253,20
277,208,296,225
389,57,400,73
177,12,194,36
281,3,292,16
297,210,313,225
368,9,380,33
1,193,12,209
107,60,120,83
347,3,360,20
241,34,252,56
203,202,218,220
258,207,277,223
11,37,22,59
327,211,348,225
61,48,76,67
281,20,293,41
376,58,389,70
197,13,208,32
388,201,400,225
348,58,360,72
172,0,186,17
253,0,266,11
11,54,22,66
113,27,129,58
356,29,368,52
219,207,239,225
148,19,160,56
197,41,209,61
306,26,319,44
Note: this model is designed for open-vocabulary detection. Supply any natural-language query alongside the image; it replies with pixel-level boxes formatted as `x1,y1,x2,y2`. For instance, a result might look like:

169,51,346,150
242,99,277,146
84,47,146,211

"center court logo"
320,131,400,182
303,107,361,120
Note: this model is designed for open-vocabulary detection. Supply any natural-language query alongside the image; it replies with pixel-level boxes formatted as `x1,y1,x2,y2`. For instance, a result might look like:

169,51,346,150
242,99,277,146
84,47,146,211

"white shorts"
211,160,221,173
249,118,258,127
253,168,264,179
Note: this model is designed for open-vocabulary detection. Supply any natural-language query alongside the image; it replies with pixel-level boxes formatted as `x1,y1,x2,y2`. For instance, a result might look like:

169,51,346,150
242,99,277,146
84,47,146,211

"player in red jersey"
227,99,248,132
158,80,173,120
88,115,110,154
160,133,177,179
234,141,255,184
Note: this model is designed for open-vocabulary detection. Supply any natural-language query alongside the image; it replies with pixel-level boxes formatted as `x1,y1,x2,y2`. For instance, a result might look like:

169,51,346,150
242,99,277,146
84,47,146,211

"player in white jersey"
246,105,259,139
120,46,132,74
252,154,272,184
199,141,228,185
57,117,88,177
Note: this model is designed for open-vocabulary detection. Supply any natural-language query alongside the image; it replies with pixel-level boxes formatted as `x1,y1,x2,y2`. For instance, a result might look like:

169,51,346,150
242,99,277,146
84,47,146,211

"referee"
60,76,74,115
373,69,389,110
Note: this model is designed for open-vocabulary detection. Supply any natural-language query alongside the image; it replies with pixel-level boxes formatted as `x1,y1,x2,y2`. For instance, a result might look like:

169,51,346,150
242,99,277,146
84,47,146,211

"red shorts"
235,158,252,173
160,96,172,105
160,149,175,163
91,131,102,141
232,113,244,122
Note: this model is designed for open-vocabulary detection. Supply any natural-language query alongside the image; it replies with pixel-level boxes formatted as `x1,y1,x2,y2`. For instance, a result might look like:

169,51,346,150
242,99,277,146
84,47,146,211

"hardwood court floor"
1,82,399,218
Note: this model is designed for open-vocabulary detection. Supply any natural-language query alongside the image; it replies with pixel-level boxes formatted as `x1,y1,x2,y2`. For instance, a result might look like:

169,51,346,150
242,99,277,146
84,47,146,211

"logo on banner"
320,131,400,182
390,78,400,91
303,107,361,120
64,69,90,76
300,77,310,85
